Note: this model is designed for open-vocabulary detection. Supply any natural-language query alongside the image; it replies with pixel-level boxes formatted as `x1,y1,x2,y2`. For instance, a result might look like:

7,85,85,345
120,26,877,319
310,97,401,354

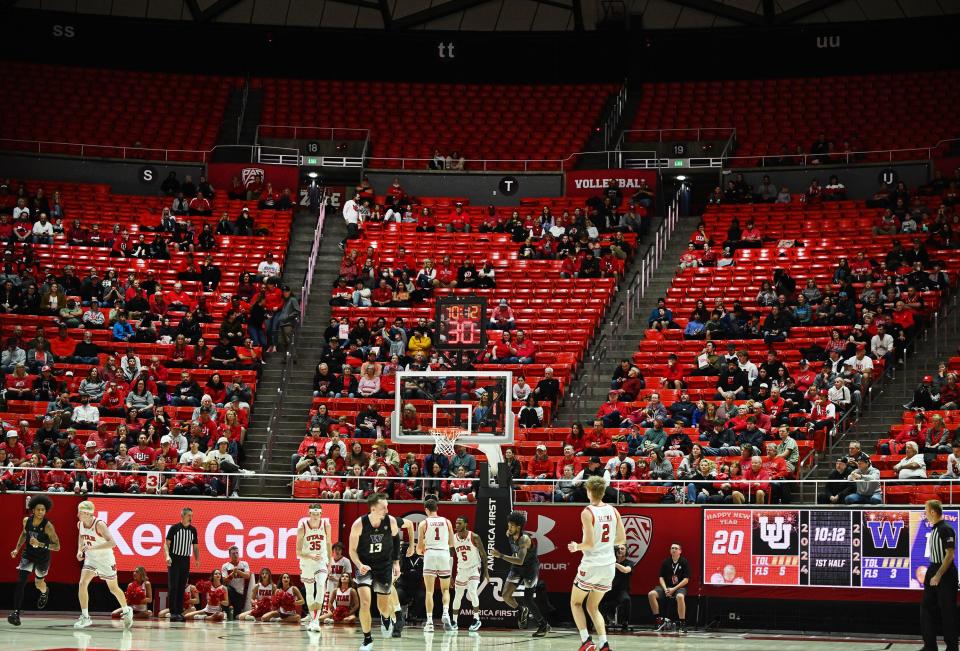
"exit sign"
673,159,686,168
305,157,320,165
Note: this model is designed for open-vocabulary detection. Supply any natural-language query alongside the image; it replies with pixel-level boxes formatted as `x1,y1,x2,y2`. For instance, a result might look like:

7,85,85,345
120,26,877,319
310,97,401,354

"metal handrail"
620,127,738,144
8,465,957,505
625,189,681,328
602,81,629,150
1,136,955,170
255,125,371,143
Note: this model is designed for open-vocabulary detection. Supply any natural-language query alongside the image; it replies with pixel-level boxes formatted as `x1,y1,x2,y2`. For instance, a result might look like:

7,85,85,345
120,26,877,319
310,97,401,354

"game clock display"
435,296,487,349
703,508,959,589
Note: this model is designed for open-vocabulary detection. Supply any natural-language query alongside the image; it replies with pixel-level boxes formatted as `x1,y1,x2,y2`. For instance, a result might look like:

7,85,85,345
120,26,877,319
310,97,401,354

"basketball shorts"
506,567,538,589
300,559,329,586
355,565,393,595
82,552,118,581
423,549,453,577
455,565,481,588
18,555,50,579
574,562,615,593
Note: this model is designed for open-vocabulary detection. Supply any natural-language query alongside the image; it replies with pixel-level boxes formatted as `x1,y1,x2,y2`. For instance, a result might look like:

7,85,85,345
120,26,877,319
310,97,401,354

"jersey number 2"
600,523,611,543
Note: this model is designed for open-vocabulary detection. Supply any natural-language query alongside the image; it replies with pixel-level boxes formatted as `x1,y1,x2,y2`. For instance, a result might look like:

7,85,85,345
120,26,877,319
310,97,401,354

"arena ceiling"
7,0,960,31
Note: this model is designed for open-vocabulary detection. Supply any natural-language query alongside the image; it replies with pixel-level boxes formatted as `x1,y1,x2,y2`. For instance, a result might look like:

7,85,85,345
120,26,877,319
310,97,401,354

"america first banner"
564,169,657,198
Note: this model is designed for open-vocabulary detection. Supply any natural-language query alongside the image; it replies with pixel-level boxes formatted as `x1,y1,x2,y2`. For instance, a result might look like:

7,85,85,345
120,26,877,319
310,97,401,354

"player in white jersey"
568,476,626,651
297,504,333,632
451,516,489,632
75,500,134,629
416,496,454,632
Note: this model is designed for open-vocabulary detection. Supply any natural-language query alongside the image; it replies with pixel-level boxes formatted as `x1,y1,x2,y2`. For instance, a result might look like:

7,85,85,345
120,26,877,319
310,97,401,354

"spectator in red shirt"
432,255,457,288
741,455,771,504
1,430,26,463
661,353,687,391
488,299,515,331
585,420,616,456
596,391,624,428
555,445,578,478
762,443,792,503
445,205,471,233
416,207,436,233
512,330,536,364
526,445,555,479
128,433,157,469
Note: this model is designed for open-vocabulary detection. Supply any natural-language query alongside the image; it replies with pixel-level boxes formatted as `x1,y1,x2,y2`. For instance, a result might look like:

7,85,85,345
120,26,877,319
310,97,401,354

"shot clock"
704,508,959,589
435,295,487,351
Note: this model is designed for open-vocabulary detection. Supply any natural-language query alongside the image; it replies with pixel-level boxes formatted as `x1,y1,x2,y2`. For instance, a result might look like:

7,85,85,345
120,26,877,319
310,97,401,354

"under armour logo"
758,516,792,550
529,516,556,556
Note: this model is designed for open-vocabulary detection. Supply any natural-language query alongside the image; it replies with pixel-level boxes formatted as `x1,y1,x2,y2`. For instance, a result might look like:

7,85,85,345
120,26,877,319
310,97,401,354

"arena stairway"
815,298,960,476
243,208,348,496
556,215,698,425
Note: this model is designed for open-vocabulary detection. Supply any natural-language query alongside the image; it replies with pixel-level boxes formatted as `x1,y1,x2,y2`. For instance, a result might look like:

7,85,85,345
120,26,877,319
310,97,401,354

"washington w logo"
622,515,652,564
758,516,793,550
241,167,264,188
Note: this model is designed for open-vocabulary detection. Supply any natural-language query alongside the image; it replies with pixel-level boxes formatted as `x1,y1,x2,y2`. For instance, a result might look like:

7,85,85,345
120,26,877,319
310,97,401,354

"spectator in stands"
648,298,676,329
530,366,559,406
940,441,960,479
923,414,953,456
894,441,927,481
842,457,882,504
819,457,853,504
905,375,941,411
488,299,515,331
354,404,384,439
161,172,181,196
740,456,771,504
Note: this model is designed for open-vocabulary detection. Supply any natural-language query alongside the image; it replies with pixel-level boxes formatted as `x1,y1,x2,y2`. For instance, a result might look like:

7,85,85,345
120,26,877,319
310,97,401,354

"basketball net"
429,427,464,458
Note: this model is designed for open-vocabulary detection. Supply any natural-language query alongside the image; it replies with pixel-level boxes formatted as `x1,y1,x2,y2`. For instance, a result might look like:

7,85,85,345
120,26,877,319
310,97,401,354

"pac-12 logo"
241,167,265,189
622,515,652,564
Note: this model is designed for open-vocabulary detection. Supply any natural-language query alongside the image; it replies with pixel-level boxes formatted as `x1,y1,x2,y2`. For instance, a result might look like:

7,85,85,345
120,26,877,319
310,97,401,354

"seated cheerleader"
259,573,304,623
317,573,358,625
239,568,276,621
113,566,154,619
183,570,228,621
158,583,198,618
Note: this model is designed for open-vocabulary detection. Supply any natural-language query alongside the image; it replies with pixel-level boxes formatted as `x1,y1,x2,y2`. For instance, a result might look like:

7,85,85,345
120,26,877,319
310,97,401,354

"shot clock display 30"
435,296,487,349
704,508,959,589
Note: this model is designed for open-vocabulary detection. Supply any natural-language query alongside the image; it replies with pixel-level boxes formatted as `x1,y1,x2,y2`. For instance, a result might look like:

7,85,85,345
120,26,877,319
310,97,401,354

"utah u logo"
867,520,905,548
758,516,792,550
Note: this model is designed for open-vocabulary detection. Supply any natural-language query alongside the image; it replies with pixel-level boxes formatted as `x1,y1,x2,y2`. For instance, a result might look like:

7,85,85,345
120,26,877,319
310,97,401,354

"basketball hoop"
429,427,463,457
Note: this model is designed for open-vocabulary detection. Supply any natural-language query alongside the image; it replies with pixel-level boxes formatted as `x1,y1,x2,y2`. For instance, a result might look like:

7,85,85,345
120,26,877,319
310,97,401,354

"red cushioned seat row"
0,62,237,157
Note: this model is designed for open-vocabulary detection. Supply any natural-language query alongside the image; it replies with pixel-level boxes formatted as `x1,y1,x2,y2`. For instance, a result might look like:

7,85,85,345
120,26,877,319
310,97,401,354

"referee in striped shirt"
921,499,957,651
165,508,200,623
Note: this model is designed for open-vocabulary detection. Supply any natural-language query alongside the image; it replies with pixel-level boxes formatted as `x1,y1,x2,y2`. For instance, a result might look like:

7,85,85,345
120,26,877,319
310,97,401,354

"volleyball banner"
564,169,657,198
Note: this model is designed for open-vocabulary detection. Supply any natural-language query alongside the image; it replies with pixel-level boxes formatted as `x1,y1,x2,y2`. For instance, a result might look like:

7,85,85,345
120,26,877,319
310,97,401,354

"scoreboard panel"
704,508,959,589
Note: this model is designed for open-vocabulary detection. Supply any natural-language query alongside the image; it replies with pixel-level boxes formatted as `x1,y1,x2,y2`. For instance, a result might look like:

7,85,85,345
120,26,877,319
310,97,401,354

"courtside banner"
96,498,339,575
206,162,300,198
564,169,657,198
520,504,701,594
0,495,340,577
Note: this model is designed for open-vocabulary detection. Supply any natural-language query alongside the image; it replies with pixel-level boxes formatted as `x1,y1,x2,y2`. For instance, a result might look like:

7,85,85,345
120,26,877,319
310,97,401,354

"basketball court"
3,616,928,651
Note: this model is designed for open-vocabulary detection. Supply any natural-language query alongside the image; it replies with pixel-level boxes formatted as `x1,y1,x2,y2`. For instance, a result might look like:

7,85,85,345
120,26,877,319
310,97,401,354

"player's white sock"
82,608,90,617
598,635,607,647
579,628,589,642
312,609,320,622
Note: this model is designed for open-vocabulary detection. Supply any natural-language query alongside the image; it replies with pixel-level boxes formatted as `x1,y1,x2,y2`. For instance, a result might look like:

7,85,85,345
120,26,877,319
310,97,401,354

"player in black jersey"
348,493,401,651
491,510,549,637
8,495,60,626
382,514,416,638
